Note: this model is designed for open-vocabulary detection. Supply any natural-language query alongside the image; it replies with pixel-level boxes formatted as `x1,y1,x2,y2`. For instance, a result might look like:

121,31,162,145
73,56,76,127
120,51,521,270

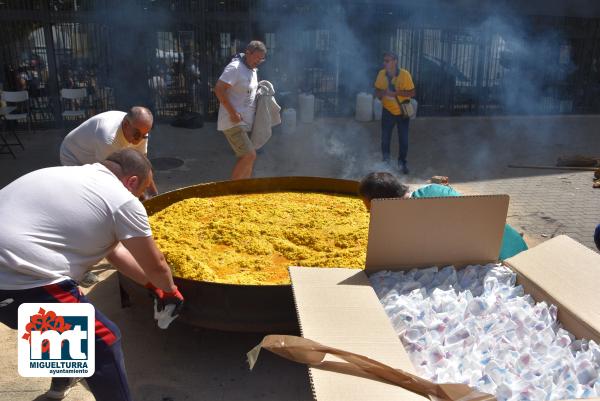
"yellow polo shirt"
374,68,415,116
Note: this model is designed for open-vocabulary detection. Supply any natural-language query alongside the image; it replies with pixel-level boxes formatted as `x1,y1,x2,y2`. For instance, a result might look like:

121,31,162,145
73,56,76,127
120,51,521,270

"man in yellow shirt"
374,52,416,174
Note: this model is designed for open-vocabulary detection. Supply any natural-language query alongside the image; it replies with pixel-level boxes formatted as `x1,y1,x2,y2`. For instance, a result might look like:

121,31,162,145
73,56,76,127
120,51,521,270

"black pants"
0,280,132,401
381,108,410,165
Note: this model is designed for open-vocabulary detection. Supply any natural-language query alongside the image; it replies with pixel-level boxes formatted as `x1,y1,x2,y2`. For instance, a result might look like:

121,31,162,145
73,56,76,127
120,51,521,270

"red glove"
145,282,163,299
145,282,184,316
161,286,184,316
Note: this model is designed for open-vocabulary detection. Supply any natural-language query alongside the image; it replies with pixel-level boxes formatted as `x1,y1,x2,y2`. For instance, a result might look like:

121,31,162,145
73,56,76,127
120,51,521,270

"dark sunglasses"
132,128,149,141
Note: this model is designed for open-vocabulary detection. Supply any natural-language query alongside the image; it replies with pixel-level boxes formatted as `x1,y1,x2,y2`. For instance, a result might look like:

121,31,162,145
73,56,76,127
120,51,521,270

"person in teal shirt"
358,172,528,260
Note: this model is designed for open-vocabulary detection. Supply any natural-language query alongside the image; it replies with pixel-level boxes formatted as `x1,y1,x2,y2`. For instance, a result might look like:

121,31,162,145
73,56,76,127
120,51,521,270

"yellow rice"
149,192,369,285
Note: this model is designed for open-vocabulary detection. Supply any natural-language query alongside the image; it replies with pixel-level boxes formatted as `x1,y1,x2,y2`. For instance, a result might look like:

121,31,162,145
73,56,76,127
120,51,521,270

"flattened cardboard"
289,266,426,401
504,235,600,344
366,196,508,272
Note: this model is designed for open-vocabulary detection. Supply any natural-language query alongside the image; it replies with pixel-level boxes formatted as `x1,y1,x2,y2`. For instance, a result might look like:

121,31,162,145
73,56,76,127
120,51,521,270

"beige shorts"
223,126,254,157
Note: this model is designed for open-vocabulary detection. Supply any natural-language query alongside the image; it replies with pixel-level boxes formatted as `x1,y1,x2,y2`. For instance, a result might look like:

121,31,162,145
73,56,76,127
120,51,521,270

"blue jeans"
0,280,132,401
381,108,410,165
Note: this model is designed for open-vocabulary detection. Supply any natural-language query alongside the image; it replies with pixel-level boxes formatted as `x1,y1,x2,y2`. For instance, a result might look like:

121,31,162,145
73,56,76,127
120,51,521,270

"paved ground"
0,114,599,400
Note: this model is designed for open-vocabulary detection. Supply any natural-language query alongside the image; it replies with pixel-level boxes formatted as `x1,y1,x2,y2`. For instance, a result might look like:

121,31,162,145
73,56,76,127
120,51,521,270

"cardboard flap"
289,266,426,401
366,195,509,272
504,235,600,342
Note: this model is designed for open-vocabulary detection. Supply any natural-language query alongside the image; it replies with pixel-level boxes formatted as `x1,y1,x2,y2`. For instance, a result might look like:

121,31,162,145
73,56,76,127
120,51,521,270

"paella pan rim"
173,275,293,288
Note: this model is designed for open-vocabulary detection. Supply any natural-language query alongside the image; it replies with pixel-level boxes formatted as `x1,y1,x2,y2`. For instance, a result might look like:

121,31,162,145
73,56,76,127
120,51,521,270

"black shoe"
45,377,82,399
400,162,410,174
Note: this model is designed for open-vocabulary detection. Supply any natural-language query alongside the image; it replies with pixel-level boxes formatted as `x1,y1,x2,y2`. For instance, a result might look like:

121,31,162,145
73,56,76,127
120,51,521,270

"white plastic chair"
1,90,31,127
0,91,30,157
60,88,87,121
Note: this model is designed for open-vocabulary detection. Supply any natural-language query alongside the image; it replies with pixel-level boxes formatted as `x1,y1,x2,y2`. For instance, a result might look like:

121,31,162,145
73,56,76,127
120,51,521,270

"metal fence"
1,20,52,123
2,0,600,126
52,22,115,115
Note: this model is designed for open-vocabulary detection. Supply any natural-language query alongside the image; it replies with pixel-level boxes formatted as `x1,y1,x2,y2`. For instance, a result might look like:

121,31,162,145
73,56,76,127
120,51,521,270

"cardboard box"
289,195,600,401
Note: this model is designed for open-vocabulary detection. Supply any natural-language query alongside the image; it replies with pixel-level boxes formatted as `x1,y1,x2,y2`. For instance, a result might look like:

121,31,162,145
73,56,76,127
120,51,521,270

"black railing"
1,0,600,126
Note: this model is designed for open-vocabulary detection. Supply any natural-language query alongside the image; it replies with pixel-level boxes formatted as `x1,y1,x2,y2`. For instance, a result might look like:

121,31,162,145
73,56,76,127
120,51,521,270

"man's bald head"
127,106,153,126
123,106,153,145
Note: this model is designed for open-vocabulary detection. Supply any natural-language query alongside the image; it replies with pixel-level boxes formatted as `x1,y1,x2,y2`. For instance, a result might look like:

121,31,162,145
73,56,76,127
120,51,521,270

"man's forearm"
106,243,149,285
222,99,237,117
215,87,237,116
140,250,175,292
395,89,416,98
120,236,176,292
148,176,158,196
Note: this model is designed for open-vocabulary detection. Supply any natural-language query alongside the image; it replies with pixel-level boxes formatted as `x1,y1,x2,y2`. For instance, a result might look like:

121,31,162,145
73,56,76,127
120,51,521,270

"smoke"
89,1,175,111
256,116,396,180
254,0,586,180
256,0,580,116
257,0,378,114
472,16,577,115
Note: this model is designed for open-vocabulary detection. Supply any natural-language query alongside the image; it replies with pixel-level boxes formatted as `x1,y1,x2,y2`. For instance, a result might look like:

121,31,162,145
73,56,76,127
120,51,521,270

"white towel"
251,80,281,149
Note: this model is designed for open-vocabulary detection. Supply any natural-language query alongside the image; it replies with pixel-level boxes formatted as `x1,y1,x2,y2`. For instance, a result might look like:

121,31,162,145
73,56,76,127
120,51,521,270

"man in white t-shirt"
0,149,183,401
215,40,267,180
60,106,159,197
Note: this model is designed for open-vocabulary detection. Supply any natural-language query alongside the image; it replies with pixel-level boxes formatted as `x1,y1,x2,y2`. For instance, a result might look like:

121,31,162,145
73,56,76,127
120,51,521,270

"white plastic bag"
401,98,418,119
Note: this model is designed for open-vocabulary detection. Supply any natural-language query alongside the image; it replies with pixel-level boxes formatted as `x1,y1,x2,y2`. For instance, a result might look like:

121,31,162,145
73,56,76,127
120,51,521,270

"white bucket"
281,108,297,135
298,93,315,123
373,97,382,121
355,92,373,122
